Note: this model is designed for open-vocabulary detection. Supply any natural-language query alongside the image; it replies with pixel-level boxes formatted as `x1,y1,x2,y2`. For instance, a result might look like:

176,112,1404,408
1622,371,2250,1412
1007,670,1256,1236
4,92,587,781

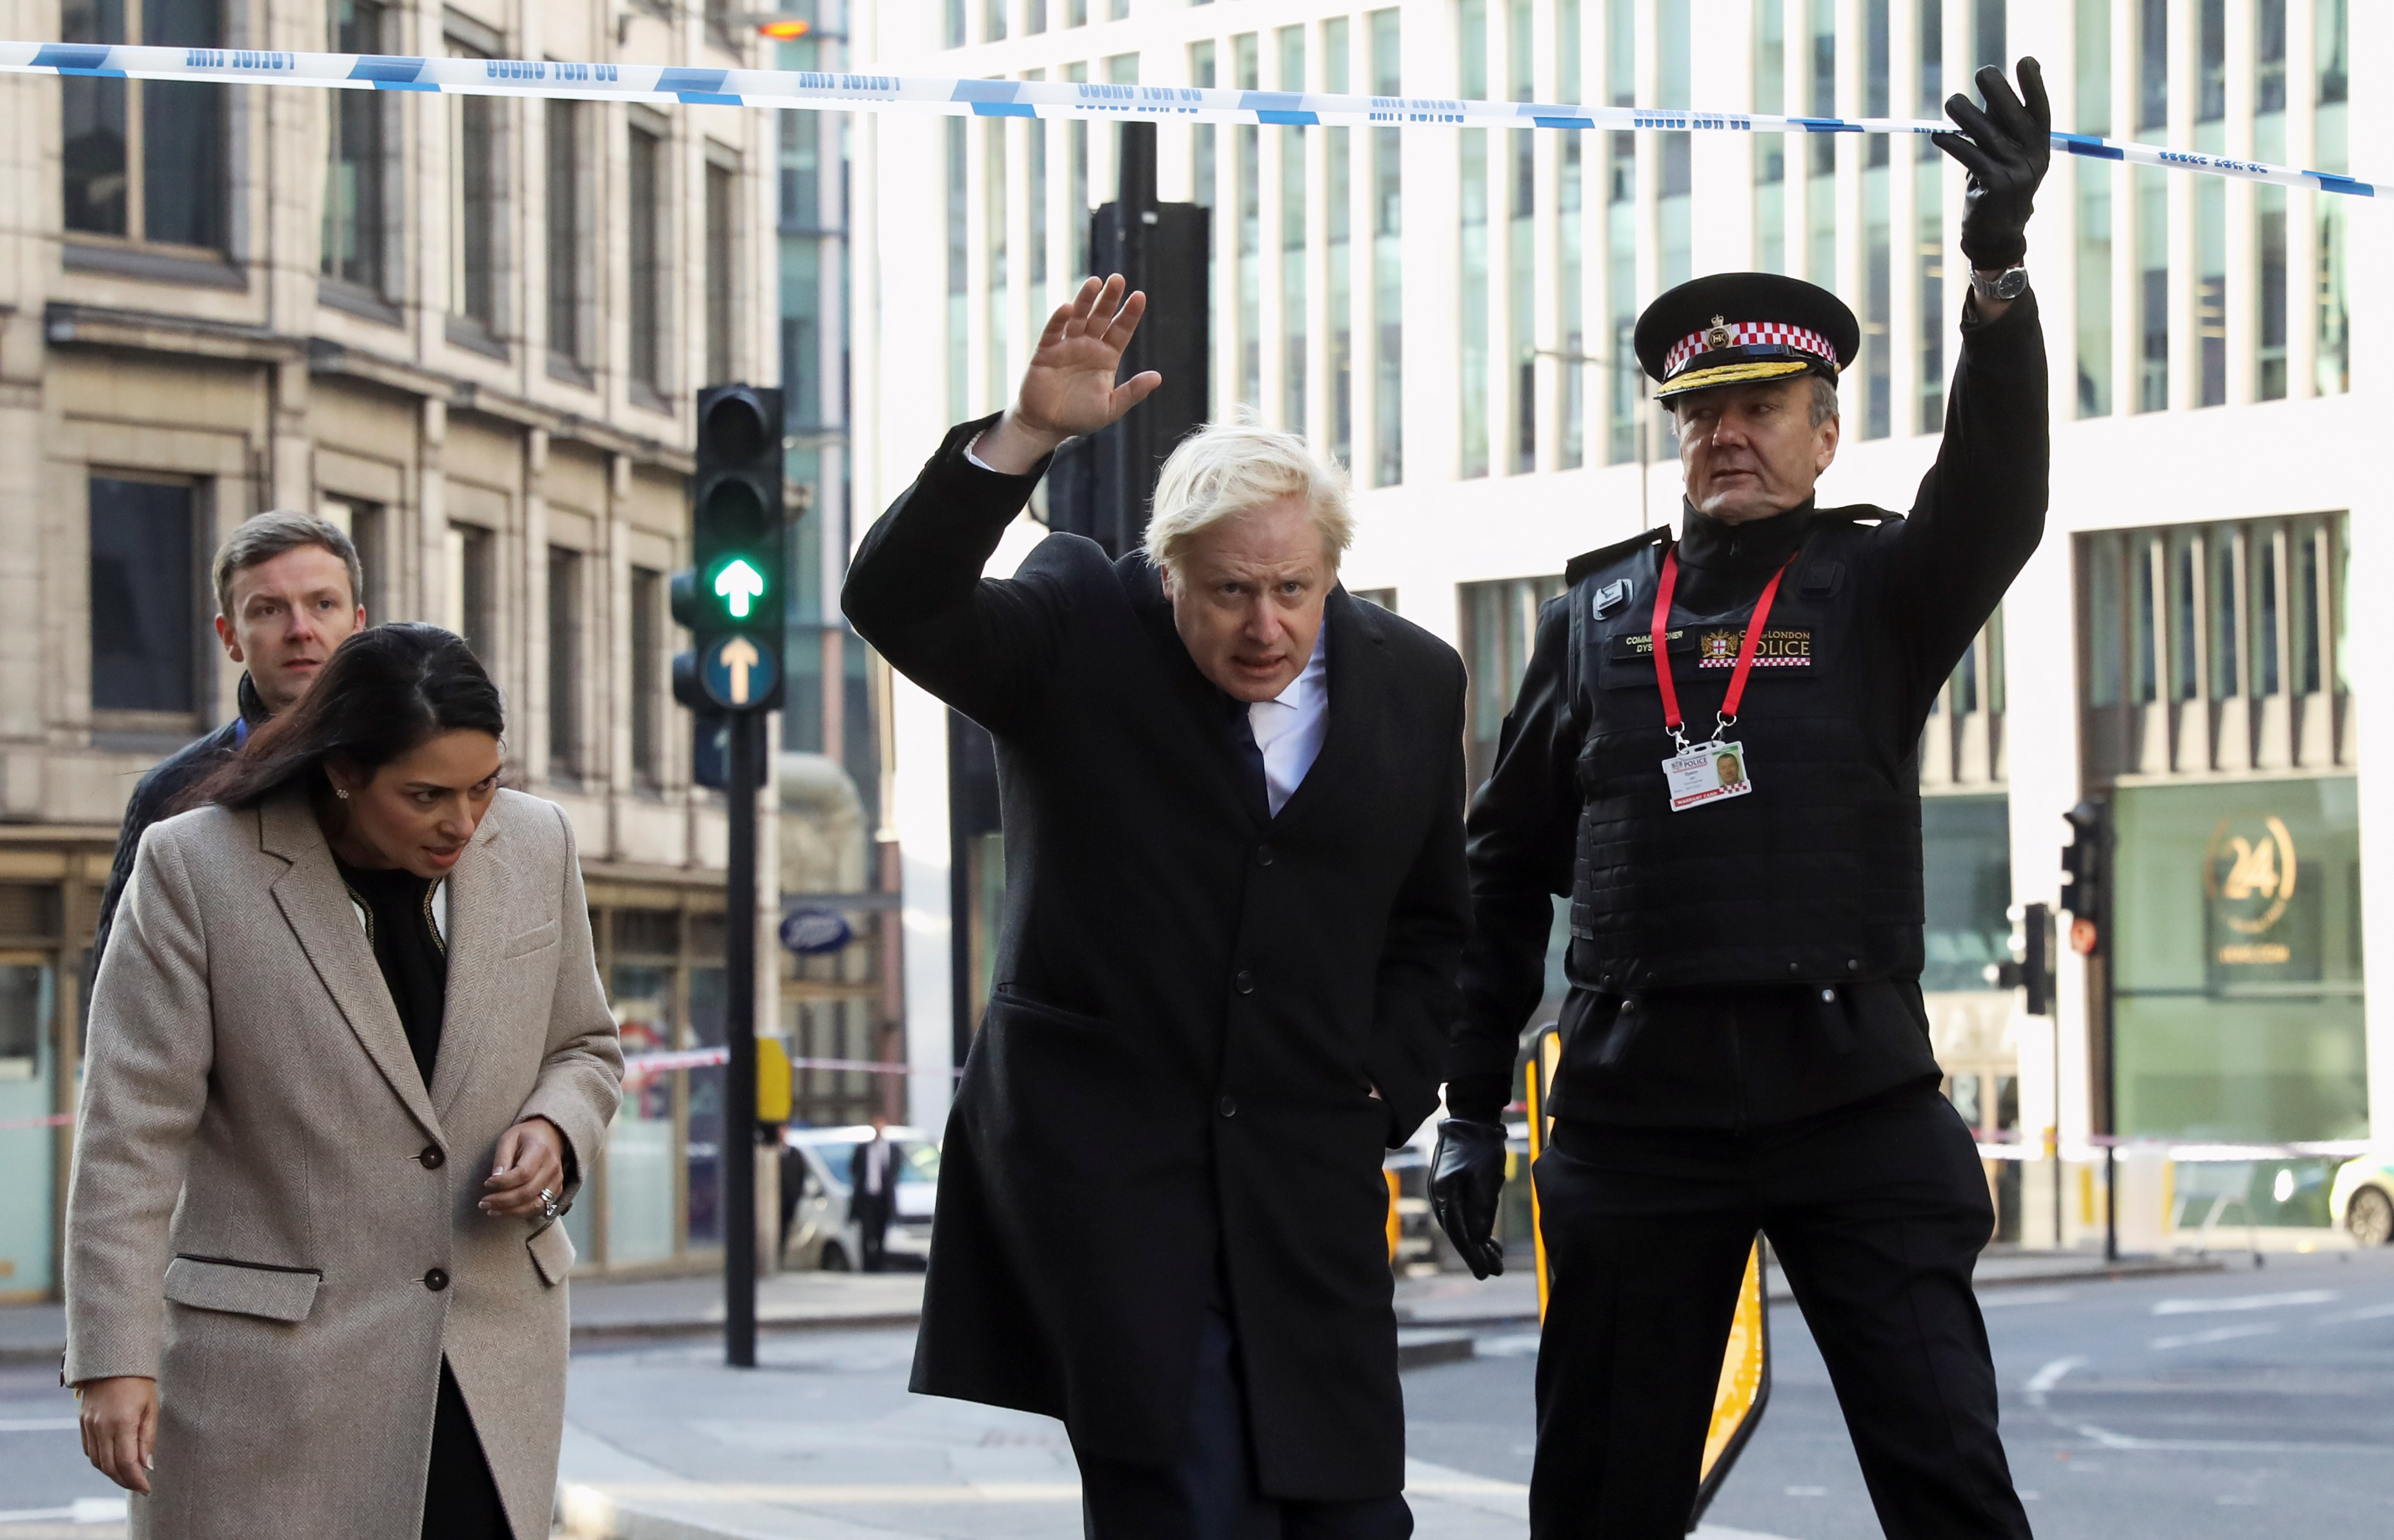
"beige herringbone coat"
64,788,623,1540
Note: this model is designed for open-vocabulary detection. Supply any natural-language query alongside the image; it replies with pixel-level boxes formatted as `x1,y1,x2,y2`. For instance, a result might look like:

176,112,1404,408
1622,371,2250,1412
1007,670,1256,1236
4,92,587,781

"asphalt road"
1407,1245,2394,1540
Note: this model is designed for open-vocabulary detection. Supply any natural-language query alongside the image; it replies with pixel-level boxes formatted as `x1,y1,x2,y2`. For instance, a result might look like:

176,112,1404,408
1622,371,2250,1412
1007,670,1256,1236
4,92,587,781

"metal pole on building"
725,709,762,1368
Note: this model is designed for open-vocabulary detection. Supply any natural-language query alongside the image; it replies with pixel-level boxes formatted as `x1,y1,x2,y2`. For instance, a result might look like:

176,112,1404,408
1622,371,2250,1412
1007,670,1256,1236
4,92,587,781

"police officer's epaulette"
1562,527,1669,588
1814,503,1906,526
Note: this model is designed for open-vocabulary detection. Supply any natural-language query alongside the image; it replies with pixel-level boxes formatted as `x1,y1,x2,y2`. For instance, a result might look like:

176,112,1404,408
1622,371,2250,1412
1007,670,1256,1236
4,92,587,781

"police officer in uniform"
1430,61,2052,1540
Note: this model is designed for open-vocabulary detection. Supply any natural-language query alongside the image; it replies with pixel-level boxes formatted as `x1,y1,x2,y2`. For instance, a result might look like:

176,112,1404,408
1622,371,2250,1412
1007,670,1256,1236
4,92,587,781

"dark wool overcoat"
843,416,1471,1500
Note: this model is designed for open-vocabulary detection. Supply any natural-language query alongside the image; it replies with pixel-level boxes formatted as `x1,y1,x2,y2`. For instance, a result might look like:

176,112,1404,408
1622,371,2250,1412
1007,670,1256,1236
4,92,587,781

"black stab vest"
1564,515,1924,991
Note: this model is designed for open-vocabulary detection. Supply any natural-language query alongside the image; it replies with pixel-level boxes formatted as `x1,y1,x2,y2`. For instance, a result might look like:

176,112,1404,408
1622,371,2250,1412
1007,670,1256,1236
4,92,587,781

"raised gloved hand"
1932,57,2053,272
1431,1119,1510,1280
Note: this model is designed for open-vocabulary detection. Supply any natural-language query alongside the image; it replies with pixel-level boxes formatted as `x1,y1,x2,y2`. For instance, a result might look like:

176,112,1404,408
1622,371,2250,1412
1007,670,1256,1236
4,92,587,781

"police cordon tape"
0,41,2377,199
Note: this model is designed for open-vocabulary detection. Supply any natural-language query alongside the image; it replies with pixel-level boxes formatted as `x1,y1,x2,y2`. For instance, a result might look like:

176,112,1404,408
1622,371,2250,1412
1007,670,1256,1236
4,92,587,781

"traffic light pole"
725,708,761,1368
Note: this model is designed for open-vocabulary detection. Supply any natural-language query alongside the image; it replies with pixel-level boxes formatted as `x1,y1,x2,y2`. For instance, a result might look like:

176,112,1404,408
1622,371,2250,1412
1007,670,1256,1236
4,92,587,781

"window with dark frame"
632,566,663,786
547,548,583,782
323,0,388,292
705,154,738,387
547,99,584,368
89,476,198,716
1459,575,1565,794
629,117,668,399
448,523,496,666
448,24,503,337
318,495,383,621
62,0,229,252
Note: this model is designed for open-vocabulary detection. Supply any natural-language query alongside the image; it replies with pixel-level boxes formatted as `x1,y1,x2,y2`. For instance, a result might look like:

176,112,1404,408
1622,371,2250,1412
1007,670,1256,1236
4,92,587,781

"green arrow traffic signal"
714,558,767,619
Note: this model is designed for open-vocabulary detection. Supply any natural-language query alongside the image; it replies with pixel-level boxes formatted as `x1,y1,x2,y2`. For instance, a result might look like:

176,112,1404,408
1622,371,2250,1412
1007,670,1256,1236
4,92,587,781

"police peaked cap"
1633,272,1860,401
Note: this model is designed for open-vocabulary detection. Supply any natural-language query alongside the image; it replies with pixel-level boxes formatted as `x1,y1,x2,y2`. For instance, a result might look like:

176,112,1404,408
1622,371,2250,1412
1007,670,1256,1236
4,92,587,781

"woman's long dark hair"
188,624,505,811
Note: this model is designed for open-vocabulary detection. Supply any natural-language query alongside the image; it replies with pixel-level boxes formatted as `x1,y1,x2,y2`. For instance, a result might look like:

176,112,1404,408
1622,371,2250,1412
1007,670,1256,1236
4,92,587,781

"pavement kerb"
568,1311,925,1348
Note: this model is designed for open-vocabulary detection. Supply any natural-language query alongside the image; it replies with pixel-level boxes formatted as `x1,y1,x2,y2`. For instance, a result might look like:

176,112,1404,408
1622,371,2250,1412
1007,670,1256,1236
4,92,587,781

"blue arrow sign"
700,633,780,710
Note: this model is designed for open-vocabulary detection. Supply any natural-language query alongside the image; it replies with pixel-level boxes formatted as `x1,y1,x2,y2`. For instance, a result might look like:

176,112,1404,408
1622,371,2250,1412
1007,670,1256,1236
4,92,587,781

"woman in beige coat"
65,623,623,1540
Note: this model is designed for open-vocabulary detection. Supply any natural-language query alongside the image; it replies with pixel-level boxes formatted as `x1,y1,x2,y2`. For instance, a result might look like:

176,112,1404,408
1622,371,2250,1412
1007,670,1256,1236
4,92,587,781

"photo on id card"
1664,741,1753,812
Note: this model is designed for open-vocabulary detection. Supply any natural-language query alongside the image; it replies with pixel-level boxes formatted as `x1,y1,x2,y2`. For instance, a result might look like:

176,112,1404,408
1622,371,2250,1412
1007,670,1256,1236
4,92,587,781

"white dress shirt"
1249,626,1329,817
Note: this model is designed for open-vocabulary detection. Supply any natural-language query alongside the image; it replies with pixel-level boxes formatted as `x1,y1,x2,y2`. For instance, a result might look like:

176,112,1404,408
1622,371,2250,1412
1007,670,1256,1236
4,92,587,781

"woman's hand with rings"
480,1116,568,1219
77,1375,156,1493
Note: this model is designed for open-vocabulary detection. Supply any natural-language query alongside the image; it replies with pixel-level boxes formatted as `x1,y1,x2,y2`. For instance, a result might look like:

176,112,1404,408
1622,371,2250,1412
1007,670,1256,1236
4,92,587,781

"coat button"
419,1146,445,1170
1820,988,1836,1003
1787,962,1801,976
1218,1094,1238,1118
425,1268,450,1292
1234,970,1255,995
1256,845,1275,866
1846,959,1860,972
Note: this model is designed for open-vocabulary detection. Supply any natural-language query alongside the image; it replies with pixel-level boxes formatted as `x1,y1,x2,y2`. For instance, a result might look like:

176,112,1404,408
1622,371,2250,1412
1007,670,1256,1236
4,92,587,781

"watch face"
1984,268,2030,299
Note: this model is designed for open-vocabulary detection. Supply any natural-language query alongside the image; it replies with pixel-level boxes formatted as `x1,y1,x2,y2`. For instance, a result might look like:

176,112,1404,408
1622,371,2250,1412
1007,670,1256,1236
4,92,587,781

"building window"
1325,17,1354,468
1921,793,2012,993
2314,0,2349,397
1066,62,1089,281
547,548,583,783
317,495,385,621
2196,0,2227,408
947,0,966,48
2135,0,2168,411
1027,71,1049,299
629,114,669,401
1605,0,1637,467
706,152,739,386
1915,0,1944,433
946,114,968,423
61,0,229,252
632,566,664,788
1460,575,1564,792
2076,0,2114,419
89,476,197,716
1370,8,1403,487
1506,0,1534,475
984,119,1009,414
2255,0,2288,401
548,100,585,369
984,0,1005,44
1279,25,1308,434
2079,514,2350,779
1805,0,1837,287
1235,35,1262,410
1656,0,1692,294
324,0,388,292
1458,0,1490,480
448,25,505,338
1754,0,1786,275
447,523,496,665
1922,608,2006,788
1861,0,1891,441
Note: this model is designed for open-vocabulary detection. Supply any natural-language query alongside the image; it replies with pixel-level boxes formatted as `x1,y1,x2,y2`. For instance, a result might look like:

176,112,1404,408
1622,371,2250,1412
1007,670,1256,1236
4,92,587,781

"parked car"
2329,1148,2394,1246
779,1125,940,1271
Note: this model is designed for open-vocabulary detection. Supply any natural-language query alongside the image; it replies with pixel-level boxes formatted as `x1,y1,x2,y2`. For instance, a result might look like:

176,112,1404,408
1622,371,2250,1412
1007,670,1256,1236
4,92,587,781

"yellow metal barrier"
1522,1023,1770,1521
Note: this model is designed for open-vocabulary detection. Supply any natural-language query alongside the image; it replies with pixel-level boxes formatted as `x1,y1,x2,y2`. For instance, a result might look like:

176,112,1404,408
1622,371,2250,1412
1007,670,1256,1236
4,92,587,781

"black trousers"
1072,1303,1413,1540
1529,1085,2031,1540
855,1194,892,1271
423,1357,512,1540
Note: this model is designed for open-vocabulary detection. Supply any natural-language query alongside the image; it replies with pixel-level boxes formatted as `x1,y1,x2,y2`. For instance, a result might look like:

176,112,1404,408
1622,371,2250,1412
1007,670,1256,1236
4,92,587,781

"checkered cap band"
1664,321,1838,376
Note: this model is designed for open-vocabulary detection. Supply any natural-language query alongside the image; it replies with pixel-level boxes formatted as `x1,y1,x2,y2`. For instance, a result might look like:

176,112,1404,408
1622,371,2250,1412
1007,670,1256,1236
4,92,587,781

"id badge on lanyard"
1650,546,1794,814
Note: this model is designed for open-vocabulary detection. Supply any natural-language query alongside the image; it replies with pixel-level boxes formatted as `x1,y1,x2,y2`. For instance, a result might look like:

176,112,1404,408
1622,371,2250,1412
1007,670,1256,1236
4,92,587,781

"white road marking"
1784,1485,1826,1496
2149,1289,2339,1316
2024,1355,2085,1406
2150,1323,2281,1350
1979,1288,2073,1309
1473,1332,1544,1358
2314,1300,2394,1324
2071,1422,2385,1455
0,1418,79,1432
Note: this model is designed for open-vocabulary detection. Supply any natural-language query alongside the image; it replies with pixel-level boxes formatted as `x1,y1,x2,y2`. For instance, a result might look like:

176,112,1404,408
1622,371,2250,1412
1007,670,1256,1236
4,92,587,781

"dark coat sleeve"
1364,650,1473,1144
1884,290,2051,715
1445,594,1580,1123
841,414,1067,736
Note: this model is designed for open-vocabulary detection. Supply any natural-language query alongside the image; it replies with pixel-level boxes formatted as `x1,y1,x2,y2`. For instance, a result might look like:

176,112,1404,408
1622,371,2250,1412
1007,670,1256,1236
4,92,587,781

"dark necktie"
1223,693,1269,821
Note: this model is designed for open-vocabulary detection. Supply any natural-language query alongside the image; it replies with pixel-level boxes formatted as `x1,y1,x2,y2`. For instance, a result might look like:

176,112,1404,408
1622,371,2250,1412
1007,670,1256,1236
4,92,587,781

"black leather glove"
1431,1119,1510,1280
1932,57,2052,272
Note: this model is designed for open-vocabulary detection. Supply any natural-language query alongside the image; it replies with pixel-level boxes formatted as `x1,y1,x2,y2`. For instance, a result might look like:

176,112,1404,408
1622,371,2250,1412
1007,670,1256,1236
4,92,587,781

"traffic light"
1986,902,2057,1015
672,385,786,714
2060,799,2112,957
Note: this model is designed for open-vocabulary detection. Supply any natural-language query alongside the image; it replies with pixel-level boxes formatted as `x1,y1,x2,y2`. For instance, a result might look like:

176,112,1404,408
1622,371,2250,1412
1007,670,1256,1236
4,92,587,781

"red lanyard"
1650,546,1796,745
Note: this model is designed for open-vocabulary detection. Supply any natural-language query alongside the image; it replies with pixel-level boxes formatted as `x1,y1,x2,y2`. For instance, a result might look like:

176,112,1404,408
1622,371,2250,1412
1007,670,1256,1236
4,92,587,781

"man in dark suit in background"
844,274,1470,1540
849,1115,897,1272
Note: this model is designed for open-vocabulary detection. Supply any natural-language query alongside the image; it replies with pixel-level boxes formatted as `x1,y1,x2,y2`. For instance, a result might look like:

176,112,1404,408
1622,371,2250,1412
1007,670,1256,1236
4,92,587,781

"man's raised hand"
973,274,1163,474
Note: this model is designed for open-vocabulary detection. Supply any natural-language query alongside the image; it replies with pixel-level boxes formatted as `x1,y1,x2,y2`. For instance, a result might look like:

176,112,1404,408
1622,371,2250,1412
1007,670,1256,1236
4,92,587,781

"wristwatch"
1969,266,2031,303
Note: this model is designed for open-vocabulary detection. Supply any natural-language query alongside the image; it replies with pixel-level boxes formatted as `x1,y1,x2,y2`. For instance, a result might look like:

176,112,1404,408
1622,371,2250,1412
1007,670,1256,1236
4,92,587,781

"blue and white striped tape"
0,41,2375,198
